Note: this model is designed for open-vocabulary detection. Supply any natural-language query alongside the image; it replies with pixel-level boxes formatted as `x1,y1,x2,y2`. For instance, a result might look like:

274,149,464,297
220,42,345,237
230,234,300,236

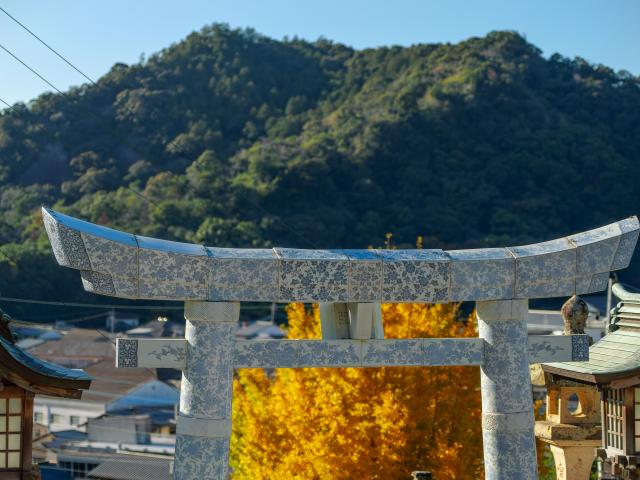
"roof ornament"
561,295,589,335
0,309,15,344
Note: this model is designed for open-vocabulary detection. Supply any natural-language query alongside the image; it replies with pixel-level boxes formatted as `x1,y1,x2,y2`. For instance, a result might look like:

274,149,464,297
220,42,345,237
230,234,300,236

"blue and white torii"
42,207,639,480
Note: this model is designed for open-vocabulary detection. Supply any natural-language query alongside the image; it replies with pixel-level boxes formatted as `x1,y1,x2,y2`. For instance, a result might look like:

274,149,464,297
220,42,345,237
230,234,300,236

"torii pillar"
478,299,537,479
174,301,239,479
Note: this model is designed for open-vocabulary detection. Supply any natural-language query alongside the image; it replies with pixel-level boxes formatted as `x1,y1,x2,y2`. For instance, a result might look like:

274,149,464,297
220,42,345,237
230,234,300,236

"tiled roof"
544,328,640,380
81,358,156,404
25,326,161,404
108,406,176,426
87,456,172,480
0,336,92,382
28,328,115,365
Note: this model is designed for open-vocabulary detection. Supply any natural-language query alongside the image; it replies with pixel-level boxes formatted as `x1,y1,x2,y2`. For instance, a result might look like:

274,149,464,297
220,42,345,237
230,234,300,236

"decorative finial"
561,295,589,335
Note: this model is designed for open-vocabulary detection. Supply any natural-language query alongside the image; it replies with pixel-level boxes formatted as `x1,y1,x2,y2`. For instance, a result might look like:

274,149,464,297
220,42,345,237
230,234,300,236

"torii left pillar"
478,299,538,480
173,301,239,479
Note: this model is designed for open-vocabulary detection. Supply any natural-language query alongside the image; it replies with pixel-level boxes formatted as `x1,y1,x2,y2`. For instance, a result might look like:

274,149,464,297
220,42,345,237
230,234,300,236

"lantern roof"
542,329,640,384
543,282,640,385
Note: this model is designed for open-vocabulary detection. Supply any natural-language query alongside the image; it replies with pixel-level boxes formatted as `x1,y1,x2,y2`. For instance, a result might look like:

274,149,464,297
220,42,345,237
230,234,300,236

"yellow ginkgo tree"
231,303,484,479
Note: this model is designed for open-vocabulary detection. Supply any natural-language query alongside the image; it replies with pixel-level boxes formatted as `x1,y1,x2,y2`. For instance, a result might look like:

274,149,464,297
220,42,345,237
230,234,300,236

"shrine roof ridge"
42,207,639,303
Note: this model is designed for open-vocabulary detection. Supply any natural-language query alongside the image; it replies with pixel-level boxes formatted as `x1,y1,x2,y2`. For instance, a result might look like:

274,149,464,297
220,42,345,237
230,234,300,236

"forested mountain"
1,25,639,314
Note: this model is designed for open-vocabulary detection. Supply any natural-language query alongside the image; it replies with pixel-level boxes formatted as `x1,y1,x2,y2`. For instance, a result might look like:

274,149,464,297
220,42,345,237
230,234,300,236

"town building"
34,356,179,433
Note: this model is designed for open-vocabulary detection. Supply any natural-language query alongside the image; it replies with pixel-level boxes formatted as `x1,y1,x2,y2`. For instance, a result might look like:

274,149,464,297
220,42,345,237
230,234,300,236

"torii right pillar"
478,299,538,480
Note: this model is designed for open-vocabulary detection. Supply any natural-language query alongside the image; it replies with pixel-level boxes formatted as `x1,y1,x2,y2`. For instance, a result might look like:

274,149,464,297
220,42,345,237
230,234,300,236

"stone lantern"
538,284,640,479
536,296,602,480
0,311,91,479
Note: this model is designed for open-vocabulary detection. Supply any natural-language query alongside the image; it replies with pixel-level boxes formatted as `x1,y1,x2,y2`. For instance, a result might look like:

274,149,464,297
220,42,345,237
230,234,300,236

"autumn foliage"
230,303,483,479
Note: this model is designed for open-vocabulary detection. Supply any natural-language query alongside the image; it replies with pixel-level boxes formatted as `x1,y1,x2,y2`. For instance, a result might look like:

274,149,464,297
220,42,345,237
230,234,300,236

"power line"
0,42,66,96
2,108,157,211
0,247,19,266
0,95,19,114
0,296,183,310
123,185,159,207
0,6,97,86
0,37,158,212
9,312,108,329
1,16,319,255
0,296,285,310
0,13,159,210
9,309,99,321
0,15,315,247
0,35,316,249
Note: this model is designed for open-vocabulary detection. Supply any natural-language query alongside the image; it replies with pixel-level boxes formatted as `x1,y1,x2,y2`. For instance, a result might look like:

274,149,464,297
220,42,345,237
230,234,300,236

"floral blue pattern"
275,248,349,302
477,299,538,480
448,248,515,301
612,217,640,270
82,232,138,277
508,238,576,298
174,435,229,480
208,248,279,301
43,210,92,269
116,338,138,367
379,249,450,302
43,208,639,303
139,249,208,300
174,302,238,480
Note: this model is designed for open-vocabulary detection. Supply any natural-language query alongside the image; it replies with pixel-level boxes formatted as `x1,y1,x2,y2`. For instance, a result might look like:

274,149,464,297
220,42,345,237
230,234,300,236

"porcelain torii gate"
42,207,639,480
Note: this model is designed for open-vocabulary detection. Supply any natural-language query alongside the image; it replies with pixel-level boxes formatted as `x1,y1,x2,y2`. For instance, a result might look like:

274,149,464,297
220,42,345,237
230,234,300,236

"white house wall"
35,380,179,430
34,397,105,432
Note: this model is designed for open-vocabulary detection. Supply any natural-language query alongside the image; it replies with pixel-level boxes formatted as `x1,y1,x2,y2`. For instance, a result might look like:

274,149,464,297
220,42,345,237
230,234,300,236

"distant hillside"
1,25,639,314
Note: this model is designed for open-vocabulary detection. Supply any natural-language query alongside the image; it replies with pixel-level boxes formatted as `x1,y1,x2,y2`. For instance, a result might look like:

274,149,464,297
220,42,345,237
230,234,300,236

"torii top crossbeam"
42,207,639,303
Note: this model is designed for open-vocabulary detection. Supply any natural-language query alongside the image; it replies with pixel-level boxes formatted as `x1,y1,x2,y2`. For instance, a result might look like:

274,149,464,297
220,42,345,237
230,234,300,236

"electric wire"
0,6,97,85
0,248,18,266
0,95,19,114
0,19,292,451
0,38,317,248
0,297,184,311
0,296,285,310
0,42,66,96
0,15,318,321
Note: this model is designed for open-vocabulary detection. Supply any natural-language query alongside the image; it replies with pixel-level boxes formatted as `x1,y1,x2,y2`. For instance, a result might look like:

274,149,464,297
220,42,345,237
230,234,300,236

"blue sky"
1,0,638,105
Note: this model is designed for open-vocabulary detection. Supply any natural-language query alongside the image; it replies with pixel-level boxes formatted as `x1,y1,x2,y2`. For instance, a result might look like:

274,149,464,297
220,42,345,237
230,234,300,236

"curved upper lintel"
41,207,640,303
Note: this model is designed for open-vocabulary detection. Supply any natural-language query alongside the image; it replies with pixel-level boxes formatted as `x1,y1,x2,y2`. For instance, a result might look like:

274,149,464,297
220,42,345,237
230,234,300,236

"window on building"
0,396,23,469
61,460,98,476
70,416,81,426
634,388,640,453
605,388,624,451
51,414,63,424
34,412,43,424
